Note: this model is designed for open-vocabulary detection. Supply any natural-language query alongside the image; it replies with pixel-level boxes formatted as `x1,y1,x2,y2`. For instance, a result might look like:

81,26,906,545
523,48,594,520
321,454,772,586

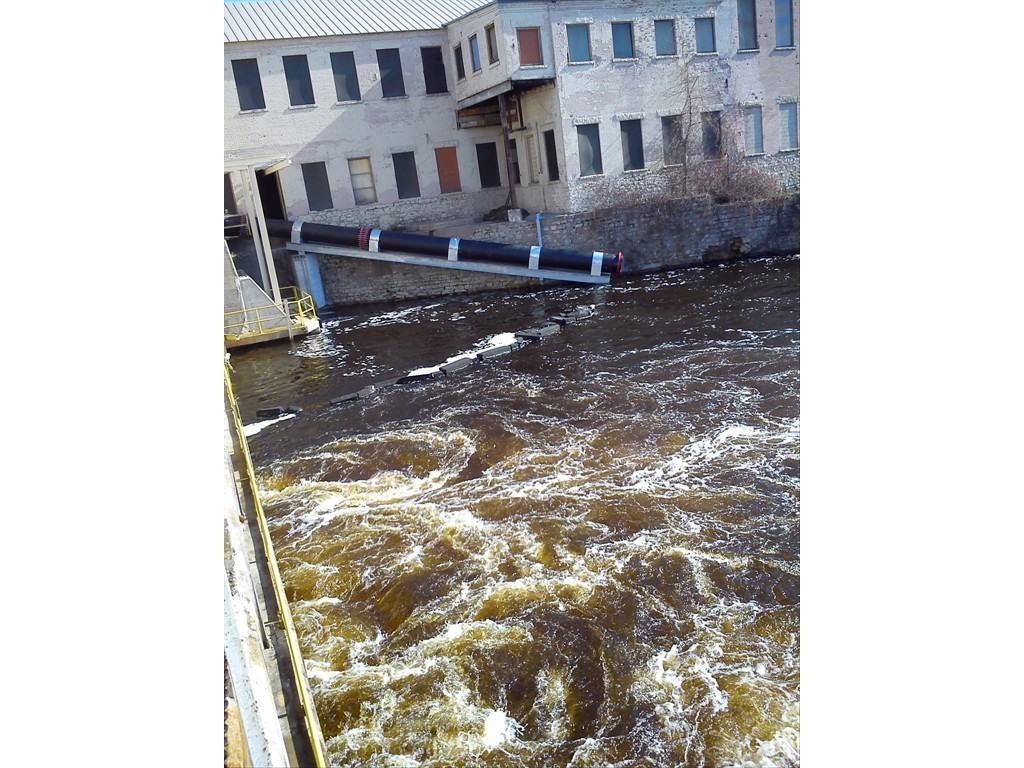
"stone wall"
316,193,799,307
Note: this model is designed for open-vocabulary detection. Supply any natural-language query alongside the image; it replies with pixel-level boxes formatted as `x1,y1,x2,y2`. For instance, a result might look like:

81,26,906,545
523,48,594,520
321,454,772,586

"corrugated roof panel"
224,0,493,43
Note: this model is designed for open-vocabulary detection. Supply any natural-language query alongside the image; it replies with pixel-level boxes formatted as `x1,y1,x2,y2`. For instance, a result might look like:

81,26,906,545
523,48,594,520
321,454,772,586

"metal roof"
224,0,494,43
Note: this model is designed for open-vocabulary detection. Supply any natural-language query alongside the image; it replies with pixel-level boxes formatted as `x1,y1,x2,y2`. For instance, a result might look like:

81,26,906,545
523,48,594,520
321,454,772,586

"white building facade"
224,0,798,226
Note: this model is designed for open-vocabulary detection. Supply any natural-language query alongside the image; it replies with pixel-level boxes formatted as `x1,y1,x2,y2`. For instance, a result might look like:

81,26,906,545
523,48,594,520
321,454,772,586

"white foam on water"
243,412,296,437
482,710,517,749
404,330,522,377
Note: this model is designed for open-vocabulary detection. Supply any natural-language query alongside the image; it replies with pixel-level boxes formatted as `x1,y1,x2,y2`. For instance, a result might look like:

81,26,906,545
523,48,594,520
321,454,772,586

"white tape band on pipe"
369,229,382,253
291,221,303,243
448,238,460,261
529,246,541,270
591,252,604,276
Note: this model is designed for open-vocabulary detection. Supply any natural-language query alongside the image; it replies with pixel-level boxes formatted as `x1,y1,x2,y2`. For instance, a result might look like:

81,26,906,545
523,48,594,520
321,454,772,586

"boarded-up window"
331,51,361,102
695,18,716,53
420,47,448,94
476,143,501,188
702,111,723,157
739,0,758,50
620,119,644,171
780,102,798,150
543,129,560,181
376,49,406,98
576,123,603,177
517,28,542,66
435,147,462,193
454,45,466,80
661,115,685,166
283,55,314,106
612,22,634,59
566,25,591,63
393,152,421,199
231,59,265,111
348,157,377,204
655,20,676,56
776,0,794,47
301,162,333,211
486,24,499,64
744,106,764,155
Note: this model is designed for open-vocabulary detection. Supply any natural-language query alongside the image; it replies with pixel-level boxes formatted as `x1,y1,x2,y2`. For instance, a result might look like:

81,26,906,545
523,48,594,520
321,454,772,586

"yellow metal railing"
224,286,318,340
225,365,329,767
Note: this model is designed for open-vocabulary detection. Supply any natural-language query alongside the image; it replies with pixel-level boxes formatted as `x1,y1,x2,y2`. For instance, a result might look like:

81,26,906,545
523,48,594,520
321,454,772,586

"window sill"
382,95,409,100
334,99,362,106
425,91,450,96
654,53,679,59
737,48,760,54
694,51,718,56
238,108,268,114
579,173,605,180
288,103,317,110
566,60,594,66
745,152,766,157
612,57,638,63
779,147,800,153
623,167,648,174
519,63,546,69
774,46,797,51
488,61,501,69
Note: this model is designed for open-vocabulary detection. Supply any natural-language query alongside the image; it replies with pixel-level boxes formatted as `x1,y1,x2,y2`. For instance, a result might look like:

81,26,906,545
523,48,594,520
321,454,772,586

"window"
695,18,716,53
224,173,237,215
476,142,501,188
454,45,466,80
525,135,539,183
702,111,723,157
301,162,333,211
780,102,798,150
330,52,361,102
392,152,421,199
566,24,591,63
469,35,481,72
576,124,603,177
231,59,265,111
348,157,377,204
776,0,794,47
661,115,685,166
611,22,635,59
620,119,644,171
485,24,499,64
744,106,764,155
421,47,448,94
543,129,560,181
376,49,406,98
283,55,314,106
654,20,676,56
738,0,758,50
435,147,462,193
517,28,543,66
509,139,522,185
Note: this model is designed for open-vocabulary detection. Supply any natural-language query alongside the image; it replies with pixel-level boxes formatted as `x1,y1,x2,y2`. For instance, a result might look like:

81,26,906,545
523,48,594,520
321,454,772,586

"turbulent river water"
229,255,800,768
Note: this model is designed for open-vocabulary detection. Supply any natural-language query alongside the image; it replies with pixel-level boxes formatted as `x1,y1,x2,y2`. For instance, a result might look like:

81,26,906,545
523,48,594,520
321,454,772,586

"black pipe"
264,218,622,276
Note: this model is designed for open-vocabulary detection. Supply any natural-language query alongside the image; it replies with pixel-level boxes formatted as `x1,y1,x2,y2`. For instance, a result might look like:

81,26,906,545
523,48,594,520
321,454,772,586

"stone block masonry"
315,195,799,308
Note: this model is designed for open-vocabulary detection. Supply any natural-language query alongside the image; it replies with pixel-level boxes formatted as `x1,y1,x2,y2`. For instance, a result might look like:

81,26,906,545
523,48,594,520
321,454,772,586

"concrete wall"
315,193,799,307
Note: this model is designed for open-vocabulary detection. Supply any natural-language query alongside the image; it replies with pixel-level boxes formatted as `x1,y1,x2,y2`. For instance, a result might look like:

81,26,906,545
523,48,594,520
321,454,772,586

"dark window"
744,106,763,155
224,173,237,215
776,0,794,47
231,59,265,111
566,24,591,62
376,49,406,98
611,22,635,59
576,124,603,177
476,142,501,188
780,102,798,150
301,162,333,211
654,20,676,56
620,119,644,171
517,28,543,66
509,139,522,185
454,45,466,80
695,18,716,53
331,51,361,102
661,115,685,166
702,111,723,157
469,36,481,72
739,0,758,50
543,129,560,181
392,152,421,199
435,147,462,193
420,47,448,94
283,55,315,106
485,24,499,64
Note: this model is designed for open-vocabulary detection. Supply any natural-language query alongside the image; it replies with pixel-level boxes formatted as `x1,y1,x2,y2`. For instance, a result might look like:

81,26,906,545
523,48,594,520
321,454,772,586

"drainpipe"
498,92,518,211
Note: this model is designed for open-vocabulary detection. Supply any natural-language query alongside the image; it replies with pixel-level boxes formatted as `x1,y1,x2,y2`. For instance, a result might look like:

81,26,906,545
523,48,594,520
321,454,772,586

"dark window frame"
738,0,759,51
231,58,266,112
392,152,421,199
566,24,592,63
469,35,482,72
619,119,645,171
695,17,717,54
517,27,543,66
376,48,407,98
476,142,502,188
301,161,334,212
702,111,723,158
283,54,315,106
576,123,603,177
543,129,560,182
420,46,448,94
661,115,685,166
485,23,499,64
453,44,466,80
775,0,794,47
654,20,677,56
611,22,635,60
330,51,361,102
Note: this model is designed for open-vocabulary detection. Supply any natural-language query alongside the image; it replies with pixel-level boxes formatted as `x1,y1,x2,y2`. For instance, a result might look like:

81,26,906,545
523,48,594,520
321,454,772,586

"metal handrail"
224,286,318,338
224,365,329,767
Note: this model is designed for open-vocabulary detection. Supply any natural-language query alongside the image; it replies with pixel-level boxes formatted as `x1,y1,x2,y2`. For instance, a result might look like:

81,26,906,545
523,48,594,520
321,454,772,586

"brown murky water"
229,256,799,767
